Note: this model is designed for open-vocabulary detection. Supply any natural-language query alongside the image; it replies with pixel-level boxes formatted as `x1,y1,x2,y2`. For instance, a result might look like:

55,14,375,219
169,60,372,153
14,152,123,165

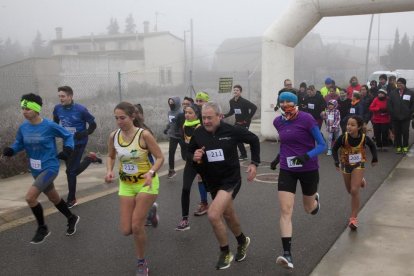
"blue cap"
279,92,298,105
325,77,333,84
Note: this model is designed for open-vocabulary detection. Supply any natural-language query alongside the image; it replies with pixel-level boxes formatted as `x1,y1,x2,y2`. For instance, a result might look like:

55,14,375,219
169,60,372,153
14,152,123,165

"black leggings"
181,162,199,217
168,137,186,170
392,119,410,148
373,123,390,147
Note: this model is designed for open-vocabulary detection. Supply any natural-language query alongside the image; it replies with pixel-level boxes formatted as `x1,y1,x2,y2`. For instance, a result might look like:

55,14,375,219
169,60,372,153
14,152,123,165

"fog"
1,0,414,55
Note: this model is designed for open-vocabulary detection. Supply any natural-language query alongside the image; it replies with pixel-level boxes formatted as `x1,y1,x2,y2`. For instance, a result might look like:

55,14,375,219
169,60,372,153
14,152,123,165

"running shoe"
311,193,320,215
326,149,332,156
67,199,78,209
175,219,190,231
361,178,366,188
87,152,102,164
239,155,248,161
30,225,51,244
402,147,409,154
66,215,80,236
276,252,294,270
146,203,159,228
235,236,250,262
136,261,149,276
396,147,402,154
215,251,234,270
167,170,176,178
348,217,358,230
194,202,209,216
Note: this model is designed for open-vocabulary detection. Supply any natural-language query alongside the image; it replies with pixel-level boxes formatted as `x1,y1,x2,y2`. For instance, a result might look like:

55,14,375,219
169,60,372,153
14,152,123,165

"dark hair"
360,84,369,91
397,77,407,86
233,84,242,92
299,82,307,89
379,74,387,81
183,96,194,103
389,75,397,81
133,103,153,134
347,115,365,134
114,102,136,118
21,93,43,106
58,86,74,96
185,104,201,117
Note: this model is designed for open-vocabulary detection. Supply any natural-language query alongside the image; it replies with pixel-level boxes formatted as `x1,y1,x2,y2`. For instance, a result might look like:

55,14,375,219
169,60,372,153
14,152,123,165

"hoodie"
165,96,183,139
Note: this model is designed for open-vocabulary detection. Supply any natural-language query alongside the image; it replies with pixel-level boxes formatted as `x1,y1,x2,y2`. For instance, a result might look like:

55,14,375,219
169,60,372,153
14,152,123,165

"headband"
21,100,42,113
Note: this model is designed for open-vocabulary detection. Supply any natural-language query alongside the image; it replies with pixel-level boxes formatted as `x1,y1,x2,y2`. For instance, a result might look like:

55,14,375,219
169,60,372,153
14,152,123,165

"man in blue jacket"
53,86,101,208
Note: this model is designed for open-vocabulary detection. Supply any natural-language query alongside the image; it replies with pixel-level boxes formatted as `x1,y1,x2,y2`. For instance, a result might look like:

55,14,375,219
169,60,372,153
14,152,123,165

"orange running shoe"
348,217,358,230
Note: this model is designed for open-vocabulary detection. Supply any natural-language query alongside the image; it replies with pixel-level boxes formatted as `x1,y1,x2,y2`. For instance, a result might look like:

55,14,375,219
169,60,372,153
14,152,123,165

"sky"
1,0,414,56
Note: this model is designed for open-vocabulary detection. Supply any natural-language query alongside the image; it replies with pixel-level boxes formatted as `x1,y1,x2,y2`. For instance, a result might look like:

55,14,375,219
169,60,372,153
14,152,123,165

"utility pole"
186,19,195,98
364,14,374,81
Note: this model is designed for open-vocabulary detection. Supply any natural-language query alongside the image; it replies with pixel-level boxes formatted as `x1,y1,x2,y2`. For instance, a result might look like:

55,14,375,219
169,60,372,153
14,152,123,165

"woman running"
105,102,164,276
2,93,79,244
332,115,378,230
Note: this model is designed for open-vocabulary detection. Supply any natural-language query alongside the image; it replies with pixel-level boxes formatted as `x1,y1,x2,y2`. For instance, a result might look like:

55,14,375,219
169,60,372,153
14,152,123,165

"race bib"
403,95,411,101
349,153,362,164
234,109,242,114
350,108,356,114
65,127,77,134
122,163,138,174
168,115,175,123
327,114,334,121
30,158,42,170
308,103,315,110
286,156,303,168
206,149,225,162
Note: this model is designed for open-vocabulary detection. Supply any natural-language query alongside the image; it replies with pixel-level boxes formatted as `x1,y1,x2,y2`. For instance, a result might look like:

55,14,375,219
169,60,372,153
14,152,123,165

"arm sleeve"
53,123,74,149
248,101,257,119
83,109,96,134
223,100,235,118
52,107,60,124
235,126,260,164
307,125,326,158
365,136,378,163
87,121,97,135
332,134,344,164
369,99,379,112
10,128,25,154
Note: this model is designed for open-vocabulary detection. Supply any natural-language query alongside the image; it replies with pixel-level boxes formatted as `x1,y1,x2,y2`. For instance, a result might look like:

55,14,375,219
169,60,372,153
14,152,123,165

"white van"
367,70,414,88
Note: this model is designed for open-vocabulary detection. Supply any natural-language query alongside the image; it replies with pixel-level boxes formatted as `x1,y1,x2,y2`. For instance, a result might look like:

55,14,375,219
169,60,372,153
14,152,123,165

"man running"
188,101,260,270
53,86,101,208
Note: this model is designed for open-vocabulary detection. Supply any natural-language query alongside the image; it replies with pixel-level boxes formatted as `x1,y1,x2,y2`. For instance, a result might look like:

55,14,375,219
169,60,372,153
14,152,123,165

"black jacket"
188,122,260,191
387,88,414,121
302,94,326,120
223,97,257,127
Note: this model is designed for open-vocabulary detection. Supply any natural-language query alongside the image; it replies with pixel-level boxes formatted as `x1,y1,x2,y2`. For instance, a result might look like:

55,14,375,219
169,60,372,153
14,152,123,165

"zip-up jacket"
223,97,257,127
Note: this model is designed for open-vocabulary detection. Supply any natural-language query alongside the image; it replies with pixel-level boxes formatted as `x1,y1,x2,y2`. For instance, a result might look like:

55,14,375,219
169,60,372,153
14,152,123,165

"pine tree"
31,31,50,57
125,14,136,33
399,33,411,69
107,18,120,35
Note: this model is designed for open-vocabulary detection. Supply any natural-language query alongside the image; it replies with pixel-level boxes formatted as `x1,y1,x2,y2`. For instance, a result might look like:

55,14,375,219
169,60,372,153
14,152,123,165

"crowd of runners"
1,74,414,275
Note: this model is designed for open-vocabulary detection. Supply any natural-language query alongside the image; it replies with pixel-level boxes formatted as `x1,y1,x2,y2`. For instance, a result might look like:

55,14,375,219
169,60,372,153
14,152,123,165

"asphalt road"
0,141,403,276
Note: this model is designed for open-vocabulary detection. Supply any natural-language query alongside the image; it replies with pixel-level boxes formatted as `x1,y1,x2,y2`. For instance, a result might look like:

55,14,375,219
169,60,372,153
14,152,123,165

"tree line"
384,29,414,69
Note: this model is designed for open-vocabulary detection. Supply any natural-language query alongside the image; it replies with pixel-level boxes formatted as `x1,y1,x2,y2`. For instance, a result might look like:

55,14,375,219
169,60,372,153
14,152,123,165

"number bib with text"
206,149,225,162
348,153,362,164
122,163,138,174
287,156,303,168
30,158,42,170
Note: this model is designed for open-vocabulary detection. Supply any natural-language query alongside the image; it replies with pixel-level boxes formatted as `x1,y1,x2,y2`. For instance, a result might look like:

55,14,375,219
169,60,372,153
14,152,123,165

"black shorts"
210,179,241,200
278,169,319,196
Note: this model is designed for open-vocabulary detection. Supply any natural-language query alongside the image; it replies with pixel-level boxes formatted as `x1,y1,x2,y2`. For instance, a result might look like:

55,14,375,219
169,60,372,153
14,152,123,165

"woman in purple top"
273,92,326,270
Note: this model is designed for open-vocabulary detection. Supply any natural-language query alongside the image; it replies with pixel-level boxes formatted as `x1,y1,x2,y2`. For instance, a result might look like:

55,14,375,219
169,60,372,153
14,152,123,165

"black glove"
270,154,280,170
74,130,88,140
2,147,14,157
163,129,168,135
57,146,73,160
291,154,310,165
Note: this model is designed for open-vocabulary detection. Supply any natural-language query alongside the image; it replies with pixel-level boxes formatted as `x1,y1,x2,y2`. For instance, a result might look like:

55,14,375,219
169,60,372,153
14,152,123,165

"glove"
291,154,310,165
270,154,280,170
2,147,14,157
57,146,73,160
74,130,88,140
163,129,168,135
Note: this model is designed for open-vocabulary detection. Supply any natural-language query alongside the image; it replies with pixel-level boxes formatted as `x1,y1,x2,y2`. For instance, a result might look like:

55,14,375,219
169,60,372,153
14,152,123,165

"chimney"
143,21,149,34
55,27,63,40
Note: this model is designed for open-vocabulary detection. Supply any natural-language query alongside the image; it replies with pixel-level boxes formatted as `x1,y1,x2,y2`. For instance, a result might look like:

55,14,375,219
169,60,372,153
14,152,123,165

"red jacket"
346,84,361,99
369,97,390,124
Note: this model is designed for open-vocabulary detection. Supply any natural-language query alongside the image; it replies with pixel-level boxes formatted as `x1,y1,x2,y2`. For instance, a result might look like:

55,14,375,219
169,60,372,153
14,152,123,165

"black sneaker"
311,193,320,215
30,225,51,244
276,252,294,269
167,170,176,178
239,155,248,161
235,236,250,262
67,199,78,209
216,251,234,270
66,215,80,236
146,203,159,228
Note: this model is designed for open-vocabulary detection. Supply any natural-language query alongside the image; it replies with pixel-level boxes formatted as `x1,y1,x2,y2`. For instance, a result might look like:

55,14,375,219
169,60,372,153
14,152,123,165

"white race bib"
327,114,334,121
308,103,315,110
30,158,42,170
234,109,242,114
348,153,362,164
350,108,356,114
206,149,225,162
403,94,411,101
168,115,175,123
65,127,77,134
287,156,303,168
122,163,138,174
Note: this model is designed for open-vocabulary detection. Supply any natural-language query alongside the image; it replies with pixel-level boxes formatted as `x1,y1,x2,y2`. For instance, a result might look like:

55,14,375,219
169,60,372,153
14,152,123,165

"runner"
273,92,326,270
188,101,260,270
332,115,378,230
53,85,101,208
175,104,203,231
321,99,341,155
105,102,164,276
223,84,257,160
2,93,79,244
